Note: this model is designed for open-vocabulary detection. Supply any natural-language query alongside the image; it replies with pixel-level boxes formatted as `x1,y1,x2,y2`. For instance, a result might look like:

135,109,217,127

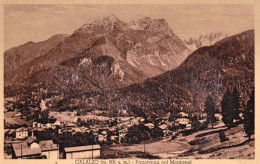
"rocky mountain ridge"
4,15,190,111
91,30,254,117
4,15,190,86
184,32,228,51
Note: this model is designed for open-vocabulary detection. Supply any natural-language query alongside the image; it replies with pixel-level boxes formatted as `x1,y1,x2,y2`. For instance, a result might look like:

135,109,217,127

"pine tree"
169,108,179,132
231,87,241,122
221,89,234,128
244,89,254,140
204,95,216,128
221,87,241,128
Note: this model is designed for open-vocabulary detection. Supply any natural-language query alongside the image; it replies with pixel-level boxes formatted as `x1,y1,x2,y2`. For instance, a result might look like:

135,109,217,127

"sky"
4,4,254,50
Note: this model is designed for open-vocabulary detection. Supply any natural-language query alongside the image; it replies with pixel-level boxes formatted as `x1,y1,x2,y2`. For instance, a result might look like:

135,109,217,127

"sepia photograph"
2,3,255,161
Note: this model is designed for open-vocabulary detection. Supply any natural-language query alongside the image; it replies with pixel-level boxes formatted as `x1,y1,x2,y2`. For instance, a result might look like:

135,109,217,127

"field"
110,123,254,159
49,111,110,122
4,112,33,126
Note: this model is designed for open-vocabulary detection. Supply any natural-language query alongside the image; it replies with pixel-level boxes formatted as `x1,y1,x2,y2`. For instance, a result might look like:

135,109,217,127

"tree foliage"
221,87,240,128
244,89,254,140
204,95,216,128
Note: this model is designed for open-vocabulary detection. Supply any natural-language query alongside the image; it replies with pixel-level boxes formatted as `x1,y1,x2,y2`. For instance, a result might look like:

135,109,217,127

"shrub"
219,131,229,142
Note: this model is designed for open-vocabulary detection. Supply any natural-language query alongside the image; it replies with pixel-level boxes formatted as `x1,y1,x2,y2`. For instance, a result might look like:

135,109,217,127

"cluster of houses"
11,139,59,159
7,138,101,159
4,108,224,159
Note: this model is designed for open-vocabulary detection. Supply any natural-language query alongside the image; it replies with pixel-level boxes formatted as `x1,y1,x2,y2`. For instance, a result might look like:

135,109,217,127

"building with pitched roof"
16,127,28,139
64,144,101,159
12,142,41,159
39,140,59,159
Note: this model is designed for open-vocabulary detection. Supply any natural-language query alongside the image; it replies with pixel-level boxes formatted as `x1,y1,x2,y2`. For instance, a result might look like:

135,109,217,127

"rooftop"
16,127,28,132
12,142,28,150
14,147,41,157
64,144,101,153
39,140,59,151
12,142,41,157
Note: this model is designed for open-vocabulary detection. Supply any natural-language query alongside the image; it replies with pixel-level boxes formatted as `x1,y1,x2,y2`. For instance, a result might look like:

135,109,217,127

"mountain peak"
75,15,173,35
103,14,118,23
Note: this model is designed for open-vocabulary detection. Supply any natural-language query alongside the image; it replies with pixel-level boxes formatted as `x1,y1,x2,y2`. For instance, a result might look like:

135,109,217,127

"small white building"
64,145,101,159
16,127,28,139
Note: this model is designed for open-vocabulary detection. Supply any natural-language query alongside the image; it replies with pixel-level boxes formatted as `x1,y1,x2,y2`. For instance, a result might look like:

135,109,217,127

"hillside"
4,15,189,85
4,34,68,82
4,15,190,111
96,30,254,116
39,30,255,117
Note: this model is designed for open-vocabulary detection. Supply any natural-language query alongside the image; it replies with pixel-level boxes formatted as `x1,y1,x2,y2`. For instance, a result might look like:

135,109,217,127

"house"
144,123,155,129
97,135,107,143
199,119,207,124
72,117,79,123
16,127,29,139
176,118,190,129
41,124,47,128
37,123,42,128
32,122,38,128
158,124,168,130
110,135,118,142
178,112,188,118
52,120,61,127
12,142,42,159
158,124,169,137
162,130,172,136
118,130,127,143
130,118,140,126
39,140,59,159
46,123,52,129
65,122,77,127
14,112,22,117
64,144,101,159
30,142,40,148
25,136,36,144
186,124,192,130
140,118,145,122
215,113,223,121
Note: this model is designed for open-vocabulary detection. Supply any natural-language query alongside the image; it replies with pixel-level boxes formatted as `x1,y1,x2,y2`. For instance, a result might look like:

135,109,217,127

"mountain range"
54,30,254,118
4,15,254,118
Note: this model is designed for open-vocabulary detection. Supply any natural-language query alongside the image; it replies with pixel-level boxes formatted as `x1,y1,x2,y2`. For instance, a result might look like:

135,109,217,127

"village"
4,105,219,159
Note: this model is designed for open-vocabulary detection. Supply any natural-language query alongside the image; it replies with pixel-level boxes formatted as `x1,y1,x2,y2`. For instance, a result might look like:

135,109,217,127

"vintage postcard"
0,0,259,164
